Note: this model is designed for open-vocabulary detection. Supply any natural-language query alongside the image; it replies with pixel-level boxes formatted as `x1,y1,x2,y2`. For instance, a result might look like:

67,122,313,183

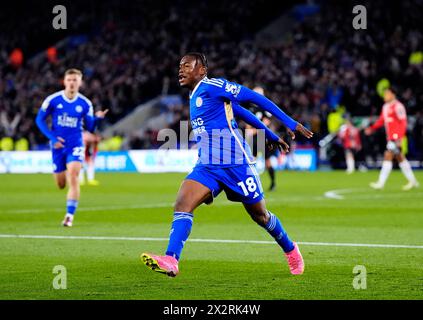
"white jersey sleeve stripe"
205,78,224,85
203,81,224,88
41,90,63,111
208,78,224,84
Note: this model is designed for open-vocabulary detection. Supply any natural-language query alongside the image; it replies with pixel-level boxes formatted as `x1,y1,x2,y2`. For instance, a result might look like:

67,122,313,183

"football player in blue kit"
36,69,108,227
142,53,313,277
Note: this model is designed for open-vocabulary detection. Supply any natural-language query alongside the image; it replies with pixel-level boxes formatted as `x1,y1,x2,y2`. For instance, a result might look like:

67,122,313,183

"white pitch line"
323,188,367,200
323,188,423,200
323,188,357,200
0,234,422,249
324,190,344,200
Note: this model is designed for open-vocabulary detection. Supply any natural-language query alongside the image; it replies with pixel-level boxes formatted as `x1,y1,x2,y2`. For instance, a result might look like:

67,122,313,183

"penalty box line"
0,234,422,249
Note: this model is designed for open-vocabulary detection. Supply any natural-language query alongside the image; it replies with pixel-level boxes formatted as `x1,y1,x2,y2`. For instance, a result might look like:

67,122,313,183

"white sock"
346,156,355,173
87,162,95,181
378,161,393,186
399,160,417,184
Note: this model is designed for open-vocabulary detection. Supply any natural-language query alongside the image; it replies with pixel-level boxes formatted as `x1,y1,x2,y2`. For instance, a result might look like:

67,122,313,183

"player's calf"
54,172,67,189
245,201,300,273
62,162,82,227
248,210,269,227
243,200,270,227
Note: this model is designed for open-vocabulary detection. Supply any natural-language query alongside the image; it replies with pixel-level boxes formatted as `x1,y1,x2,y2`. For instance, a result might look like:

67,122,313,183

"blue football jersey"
189,77,255,166
37,90,96,148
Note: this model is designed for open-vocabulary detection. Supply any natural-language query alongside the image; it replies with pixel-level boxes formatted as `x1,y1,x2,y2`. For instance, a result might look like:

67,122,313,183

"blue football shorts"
52,145,85,173
185,163,264,204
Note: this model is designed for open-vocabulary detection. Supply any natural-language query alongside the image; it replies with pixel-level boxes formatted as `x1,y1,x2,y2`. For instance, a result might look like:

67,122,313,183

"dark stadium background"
0,0,422,169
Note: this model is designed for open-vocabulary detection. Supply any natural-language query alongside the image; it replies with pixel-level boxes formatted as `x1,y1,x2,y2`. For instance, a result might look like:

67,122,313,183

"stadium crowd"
0,0,422,162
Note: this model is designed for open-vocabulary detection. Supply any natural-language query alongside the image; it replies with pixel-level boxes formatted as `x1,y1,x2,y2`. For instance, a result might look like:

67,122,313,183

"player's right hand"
295,123,314,139
268,137,290,153
95,109,109,118
286,127,296,140
53,137,65,149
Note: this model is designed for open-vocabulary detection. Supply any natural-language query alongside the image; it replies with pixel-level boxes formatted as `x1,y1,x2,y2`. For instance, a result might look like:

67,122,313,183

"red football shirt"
370,99,407,141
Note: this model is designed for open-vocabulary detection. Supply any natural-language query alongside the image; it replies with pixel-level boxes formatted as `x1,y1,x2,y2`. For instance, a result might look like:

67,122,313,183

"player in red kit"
365,88,419,190
338,116,361,174
79,131,101,186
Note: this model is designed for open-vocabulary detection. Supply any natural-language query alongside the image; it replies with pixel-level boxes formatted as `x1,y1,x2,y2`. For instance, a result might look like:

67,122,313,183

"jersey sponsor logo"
225,83,241,97
75,105,83,113
193,127,206,135
195,97,203,107
191,117,206,135
191,117,204,127
57,104,63,109
57,113,78,128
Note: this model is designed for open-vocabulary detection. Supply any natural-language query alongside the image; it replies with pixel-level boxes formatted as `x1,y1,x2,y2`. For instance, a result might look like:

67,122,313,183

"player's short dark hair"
386,85,398,95
185,52,208,69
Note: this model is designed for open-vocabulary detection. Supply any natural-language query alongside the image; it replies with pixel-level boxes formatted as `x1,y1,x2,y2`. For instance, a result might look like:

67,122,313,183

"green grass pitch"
0,170,422,300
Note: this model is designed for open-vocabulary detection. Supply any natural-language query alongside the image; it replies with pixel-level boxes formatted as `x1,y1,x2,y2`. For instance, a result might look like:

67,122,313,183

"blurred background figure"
337,115,362,174
365,88,419,190
244,86,282,191
254,86,280,191
80,131,101,186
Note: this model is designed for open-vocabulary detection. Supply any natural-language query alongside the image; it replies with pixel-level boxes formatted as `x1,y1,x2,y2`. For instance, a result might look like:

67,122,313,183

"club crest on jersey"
196,97,203,107
225,83,241,97
57,104,63,109
75,105,83,113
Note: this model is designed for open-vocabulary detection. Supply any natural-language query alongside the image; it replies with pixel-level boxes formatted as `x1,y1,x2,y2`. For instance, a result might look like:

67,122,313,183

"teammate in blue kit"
36,69,108,227
142,53,313,277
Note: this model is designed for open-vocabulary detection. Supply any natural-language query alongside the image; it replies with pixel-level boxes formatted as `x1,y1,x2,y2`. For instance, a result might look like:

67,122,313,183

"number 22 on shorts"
72,147,85,160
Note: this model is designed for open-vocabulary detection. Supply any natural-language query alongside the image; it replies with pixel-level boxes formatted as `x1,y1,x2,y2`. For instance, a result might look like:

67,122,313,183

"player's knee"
69,174,80,186
384,150,394,160
67,168,80,180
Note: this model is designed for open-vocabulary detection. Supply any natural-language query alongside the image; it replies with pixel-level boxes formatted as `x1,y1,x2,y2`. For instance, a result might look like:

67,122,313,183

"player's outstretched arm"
365,112,384,135
236,85,313,139
267,136,290,153
232,104,290,152
232,104,279,142
84,108,108,133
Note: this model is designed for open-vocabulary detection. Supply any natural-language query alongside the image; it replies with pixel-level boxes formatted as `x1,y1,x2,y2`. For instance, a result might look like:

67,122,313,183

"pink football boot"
141,253,179,277
285,242,305,275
